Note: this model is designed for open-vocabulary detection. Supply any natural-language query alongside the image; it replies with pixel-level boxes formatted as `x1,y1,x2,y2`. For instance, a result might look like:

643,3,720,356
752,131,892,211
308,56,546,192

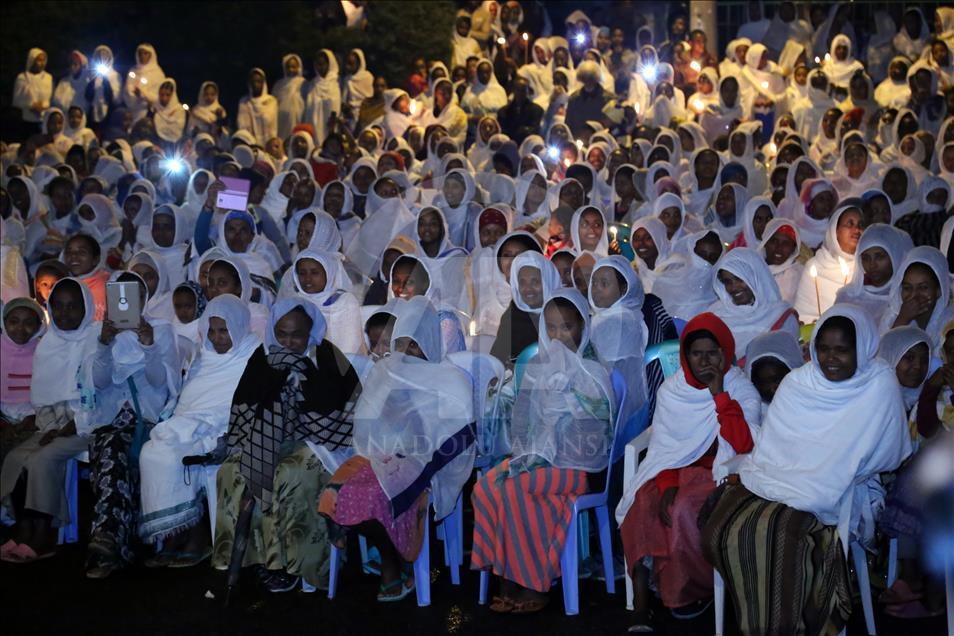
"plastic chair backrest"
645,339,681,378
513,342,540,392
799,322,815,345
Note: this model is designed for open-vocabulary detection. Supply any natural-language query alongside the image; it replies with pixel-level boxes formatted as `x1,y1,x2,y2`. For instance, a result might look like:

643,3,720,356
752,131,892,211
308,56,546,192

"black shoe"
263,570,300,593
671,597,713,620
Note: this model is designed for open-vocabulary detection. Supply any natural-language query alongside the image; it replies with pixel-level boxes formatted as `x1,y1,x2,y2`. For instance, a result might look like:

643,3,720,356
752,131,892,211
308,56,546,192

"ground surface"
1,483,947,635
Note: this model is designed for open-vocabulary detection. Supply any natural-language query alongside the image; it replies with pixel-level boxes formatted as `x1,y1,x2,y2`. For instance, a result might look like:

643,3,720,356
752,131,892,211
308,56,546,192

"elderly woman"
212,299,361,592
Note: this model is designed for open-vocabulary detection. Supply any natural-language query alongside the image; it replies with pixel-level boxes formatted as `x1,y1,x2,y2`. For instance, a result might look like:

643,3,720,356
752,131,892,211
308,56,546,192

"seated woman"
84,271,180,578
213,299,361,592
213,209,282,282
652,230,722,321
414,206,470,312
138,295,261,567
794,204,863,323
588,255,649,425
570,205,609,256
879,322,953,617
388,254,466,356
757,219,803,304
834,223,913,327
617,313,761,629
743,331,805,419
490,251,561,366
653,193,702,242
702,305,912,636
877,326,931,417
704,183,748,244
62,233,110,320
0,279,99,562
473,289,615,614
289,249,364,354
727,195,774,249
206,257,270,341
0,299,45,471
467,208,513,337
708,247,799,358
630,217,672,293
881,246,954,345
320,296,474,602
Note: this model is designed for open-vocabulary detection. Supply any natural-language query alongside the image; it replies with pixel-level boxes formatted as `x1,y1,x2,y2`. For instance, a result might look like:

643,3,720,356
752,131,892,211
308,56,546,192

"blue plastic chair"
644,339,681,378
513,343,539,393
327,493,463,606
58,451,89,545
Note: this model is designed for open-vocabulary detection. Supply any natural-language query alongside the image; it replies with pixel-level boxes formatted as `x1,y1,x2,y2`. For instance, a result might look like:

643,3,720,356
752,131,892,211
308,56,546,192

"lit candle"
575,139,583,150
760,81,769,89
810,264,821,318
182,104,189,111
469,320,477,337
689,60,701,73
814,56,821,64
690,97,704,113
497,36,506,46
609,226,618,238
839,257,849,285
141,77,148,85
522,33,529,65
409,99,417,115
128,71,137,79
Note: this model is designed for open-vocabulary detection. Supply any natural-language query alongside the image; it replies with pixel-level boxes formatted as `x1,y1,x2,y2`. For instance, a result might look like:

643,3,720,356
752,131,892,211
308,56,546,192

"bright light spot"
182,104,189,111
128,71,137,79
824,53,831,62
575,139,583,150
810,264,818,278
163,157,186,174
839,257,849,278
609,226,618,237
761,81,769,89
141,77,148,85
497,37,506,45
690,97,704,113
562,157,572,167
575,33,586,45
814,56,821,64
547,146,560,159
522,32,529,41
689,60,701,72
409,100,417,115
639,63,657,83
769,142,778,154
95,63,110,77
468,320,477,336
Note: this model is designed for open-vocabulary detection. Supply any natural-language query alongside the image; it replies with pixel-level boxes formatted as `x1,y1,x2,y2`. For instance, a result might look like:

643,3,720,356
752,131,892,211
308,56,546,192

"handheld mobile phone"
216,176,251,211
106,281,142,329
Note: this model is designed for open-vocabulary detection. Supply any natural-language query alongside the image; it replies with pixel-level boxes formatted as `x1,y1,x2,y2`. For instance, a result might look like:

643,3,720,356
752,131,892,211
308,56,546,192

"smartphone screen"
217,177,251,211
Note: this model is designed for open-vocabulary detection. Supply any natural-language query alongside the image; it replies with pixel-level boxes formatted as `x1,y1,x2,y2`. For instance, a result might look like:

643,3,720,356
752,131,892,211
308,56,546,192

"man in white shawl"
139,295,260,564
704,304,911,635
303,50,341,147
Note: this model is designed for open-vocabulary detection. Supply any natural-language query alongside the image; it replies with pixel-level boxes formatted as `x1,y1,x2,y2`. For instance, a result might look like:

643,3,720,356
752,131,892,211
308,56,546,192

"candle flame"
469,320,477,337
810,264,818,278
128,71,136,79
522,32,529,41
839,257,849,277
689,60,701,72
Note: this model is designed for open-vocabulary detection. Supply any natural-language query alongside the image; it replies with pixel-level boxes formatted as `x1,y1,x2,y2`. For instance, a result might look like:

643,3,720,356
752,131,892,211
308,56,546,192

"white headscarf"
709,247,796,353
303,50,342,146
653,230,721,320
630,216,671,292
878,325,932,411
879,246,954,346
757,219,803,303
343,48,375,114
469,208,515,335
705,183,749,243
508,250,561,314
738,304,911,543
874,56,913,108
153,78,186,142
273,54,306,139
893,8,930,61
123,43,165,122
238,67,279,146
822,34,864,87
794,205,858,322
569,204,609,256
835,224,914,327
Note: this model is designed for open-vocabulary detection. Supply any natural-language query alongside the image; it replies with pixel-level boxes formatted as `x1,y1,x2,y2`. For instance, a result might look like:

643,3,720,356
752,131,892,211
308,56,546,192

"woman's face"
296,214,316,251
3,307,41,345
151,213,176,248
202,84,218,105
137,48,152,65
131,263,160,297
658,206,682,238
587,148,606,172
717,269,755,305
346,52,360,74
352,166,374,194
752,357,791,403
274,309,312,354
695,150,720,181
815,325,857,381
720,79,739,107
835,43,849,61
64,238,97,276
863,196,892,227
517,266,544,309
390,263,426,299
578,210,604,250
526,174,547,208
845,145,867,178
794,66,809,85
860,246,892,287
793,162,816,193
279,173,298,197
497,240,530,279
49,284,85,331
291,135,310,158
543,303,583,352
417,209,444,246
224,218,253,253
292,179,316,209
808,189,836,220
716,186,736,218
443,175,466,207
590,266,625,308
285,56,301,76
296,258,327,294
68,107,84,129
316,52,330,77
207,264,242,299
560,182,584,210
435,83,452,110
633,228,658,267
477,62,492,85
763,229,797,266
158,84,173,107
47,112,64,136
900,265,941,320
729,133,746,157
896,342,930,389
687,336,724,384
752,205,773,241
394,337,426,359
206,317,233,354
479,118,498,142
173,289,197,324
324,183,345,215
835,209,863,254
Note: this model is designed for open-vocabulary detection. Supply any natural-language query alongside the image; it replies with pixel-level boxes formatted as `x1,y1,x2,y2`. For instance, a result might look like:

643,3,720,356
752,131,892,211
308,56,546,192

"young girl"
138,295,261,567
62,233,110,320
467,207,512,336
490,250,561,366
570,205,609,256
743,330,805,418
629,217,671,293
388,254,466,356
0,299,46,466
214,298,361,592
320,296,474,602
473,289,614,614
206,257,270,340
290,249,364,354
1,279,98,562
618,313,760,629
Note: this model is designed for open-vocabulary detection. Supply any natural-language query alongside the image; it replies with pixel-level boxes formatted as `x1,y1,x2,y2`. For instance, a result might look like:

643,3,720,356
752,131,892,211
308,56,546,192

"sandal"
377,574,415,603
511,596,549,614
8,543,56,563
167,547,213,568
489,595,516,613
1,539,19,561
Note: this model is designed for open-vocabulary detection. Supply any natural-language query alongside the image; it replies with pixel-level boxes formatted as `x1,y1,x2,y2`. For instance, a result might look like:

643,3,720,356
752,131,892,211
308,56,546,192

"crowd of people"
1,0,953,632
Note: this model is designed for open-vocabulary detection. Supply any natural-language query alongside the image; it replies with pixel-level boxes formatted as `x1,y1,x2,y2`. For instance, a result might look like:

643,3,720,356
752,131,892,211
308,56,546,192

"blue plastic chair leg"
413,510,431,606
59,458,79,545
595,505,615,594
561,510,580,615
479,569,490,604
327,545,342,599
850,541,877,635
578,511,590,561
440,495,463,584
886,537,898,588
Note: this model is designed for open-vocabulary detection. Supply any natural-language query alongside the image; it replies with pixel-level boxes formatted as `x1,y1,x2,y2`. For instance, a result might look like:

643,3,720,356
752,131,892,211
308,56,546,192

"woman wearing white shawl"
489,247,559,364
704,183,748,244
569,204,609,256
835,224,914,327
289,249,363,354
789,177,837,249
259,170,296,226
0,279,99,559
468,115,502,171
273,54,306,140
879,246,954,345
413,205,470,309
122,44,165,124
84,269,180,575
894,8,930,63
40,107,72,157
875,57,913,109
699,76,744,146
719,38,750,79
794,204,862,323
237,68,278,147
214,209,281,281
653,192,701,243
743,330,805,419
344,194,416,280
822,34,865,94
513,169,550,224
207,255,270,340
704,304,910,635
343,49,374,118
387,254,467,356
63,105,97,149
878,326,932,413
709,247,799,355
302,50,341,147
467,207,513,336
865,11,898,83
831,141,883,200
588,255,649,422
13,48,53,126
473,288,614,605
322,295,473,599
792,69,837,141
151,79,186,144
725,123,767,196
418,78,468,145
86,45,121,125
631,216,671,293
734,195,775,248
434,168,481,247
186,81,226,139
128,248,177,323
286,208,342,259
617,311,761,622
381,88,415,141
680,148,721,217
739,44,787,118
517,37,552,100
451,10,482,70
76,193,123,251
52,50,88,112
653,231,722,321
139,295,260,550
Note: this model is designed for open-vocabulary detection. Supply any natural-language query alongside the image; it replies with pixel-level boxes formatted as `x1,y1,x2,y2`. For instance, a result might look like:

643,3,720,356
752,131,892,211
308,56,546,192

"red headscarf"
379,151,406,172
679,312,735,389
